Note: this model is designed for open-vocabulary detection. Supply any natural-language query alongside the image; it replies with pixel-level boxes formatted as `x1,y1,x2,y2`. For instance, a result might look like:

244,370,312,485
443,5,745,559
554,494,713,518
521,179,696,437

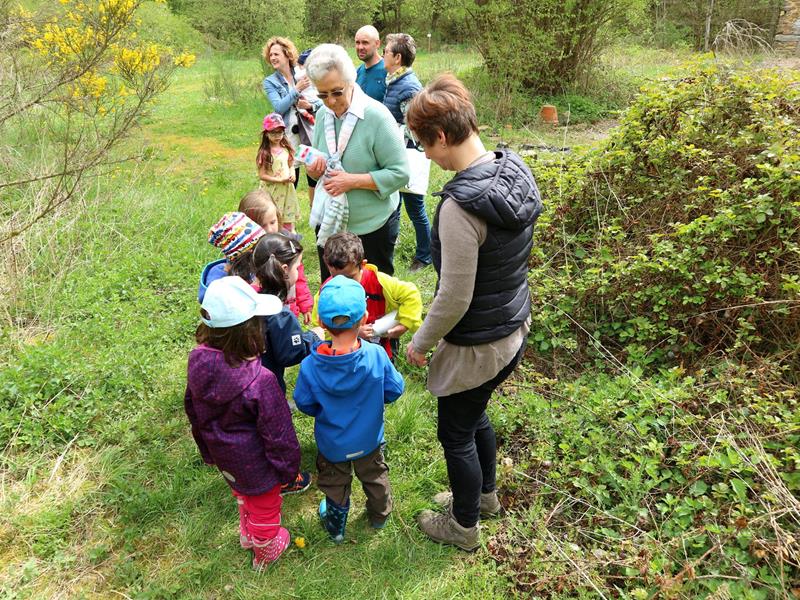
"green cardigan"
312,96,409,235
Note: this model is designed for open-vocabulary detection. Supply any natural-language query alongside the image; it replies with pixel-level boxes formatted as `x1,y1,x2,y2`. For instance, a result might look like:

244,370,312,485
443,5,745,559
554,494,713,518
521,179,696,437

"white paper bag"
402,147,431,195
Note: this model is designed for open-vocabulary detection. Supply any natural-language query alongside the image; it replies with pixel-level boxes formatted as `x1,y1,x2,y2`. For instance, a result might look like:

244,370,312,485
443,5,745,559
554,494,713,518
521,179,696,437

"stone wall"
775,0,800,53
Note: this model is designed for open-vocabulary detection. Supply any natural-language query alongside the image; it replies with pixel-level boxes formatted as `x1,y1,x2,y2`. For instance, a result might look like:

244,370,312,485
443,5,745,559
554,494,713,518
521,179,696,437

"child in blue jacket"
294,276,405,543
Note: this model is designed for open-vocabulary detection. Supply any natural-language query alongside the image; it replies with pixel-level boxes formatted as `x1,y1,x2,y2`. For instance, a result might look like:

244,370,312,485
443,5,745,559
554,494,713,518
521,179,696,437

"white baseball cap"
200,276,282,328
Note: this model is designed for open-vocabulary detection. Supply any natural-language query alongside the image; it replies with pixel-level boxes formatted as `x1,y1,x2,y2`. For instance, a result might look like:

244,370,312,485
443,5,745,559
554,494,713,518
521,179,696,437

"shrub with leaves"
467,0,647,93
490,360,800,598
0,0,194,306
529,60,800,371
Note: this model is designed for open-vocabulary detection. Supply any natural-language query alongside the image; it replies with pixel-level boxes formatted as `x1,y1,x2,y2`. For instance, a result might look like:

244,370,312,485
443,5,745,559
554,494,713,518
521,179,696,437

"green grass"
3,45,759,598
0,52,511,599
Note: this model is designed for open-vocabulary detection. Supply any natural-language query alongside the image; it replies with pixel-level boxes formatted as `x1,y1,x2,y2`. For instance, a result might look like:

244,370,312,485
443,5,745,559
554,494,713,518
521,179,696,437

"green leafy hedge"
529,60,800,371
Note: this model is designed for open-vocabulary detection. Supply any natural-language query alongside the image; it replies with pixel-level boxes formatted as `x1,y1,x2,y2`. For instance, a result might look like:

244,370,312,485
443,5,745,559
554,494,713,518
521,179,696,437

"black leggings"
436,339,526,528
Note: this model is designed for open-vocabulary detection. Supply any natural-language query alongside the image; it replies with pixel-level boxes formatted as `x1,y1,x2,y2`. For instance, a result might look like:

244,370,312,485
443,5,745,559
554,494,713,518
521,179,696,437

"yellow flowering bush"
1,0,195,246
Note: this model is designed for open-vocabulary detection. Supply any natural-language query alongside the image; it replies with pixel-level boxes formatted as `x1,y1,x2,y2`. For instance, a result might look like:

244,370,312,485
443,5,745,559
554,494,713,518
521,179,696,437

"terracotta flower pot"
539,104,558,126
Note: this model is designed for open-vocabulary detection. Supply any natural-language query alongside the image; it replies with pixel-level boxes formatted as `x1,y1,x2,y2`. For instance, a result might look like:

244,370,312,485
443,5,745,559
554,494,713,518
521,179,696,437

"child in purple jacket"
184,276,301,570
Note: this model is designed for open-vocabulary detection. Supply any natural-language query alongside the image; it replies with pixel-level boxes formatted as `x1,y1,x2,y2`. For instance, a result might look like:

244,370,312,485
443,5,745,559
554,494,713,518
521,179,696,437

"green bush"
529,60,800,371
468,0,648,93
491,362,800,597
135,1,204,54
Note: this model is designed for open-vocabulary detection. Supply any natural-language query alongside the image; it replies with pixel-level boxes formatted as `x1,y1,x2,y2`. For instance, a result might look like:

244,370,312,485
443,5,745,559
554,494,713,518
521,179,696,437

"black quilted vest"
430,150,542,345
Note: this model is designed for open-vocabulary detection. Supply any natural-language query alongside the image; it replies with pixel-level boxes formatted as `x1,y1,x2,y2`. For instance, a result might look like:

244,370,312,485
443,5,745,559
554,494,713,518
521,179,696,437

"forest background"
1,0,798,598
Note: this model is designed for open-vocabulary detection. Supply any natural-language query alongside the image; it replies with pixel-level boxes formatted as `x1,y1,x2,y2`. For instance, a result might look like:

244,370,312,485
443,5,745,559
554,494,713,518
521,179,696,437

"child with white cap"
184,276,300,569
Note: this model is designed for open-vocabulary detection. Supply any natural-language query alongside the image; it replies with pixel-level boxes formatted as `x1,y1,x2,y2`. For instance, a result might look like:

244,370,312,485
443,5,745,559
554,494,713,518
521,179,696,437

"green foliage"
134,1,204,53
529,60,800,369
468,0,648,93
490,362,800,597
172,0,305,51
303,0,380,43
650,0,779,51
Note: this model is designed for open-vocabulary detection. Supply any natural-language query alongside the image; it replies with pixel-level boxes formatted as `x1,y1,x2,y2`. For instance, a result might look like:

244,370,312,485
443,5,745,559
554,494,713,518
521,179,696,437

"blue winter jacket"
293,341,404,463
261,307,319,392
383,69,422,125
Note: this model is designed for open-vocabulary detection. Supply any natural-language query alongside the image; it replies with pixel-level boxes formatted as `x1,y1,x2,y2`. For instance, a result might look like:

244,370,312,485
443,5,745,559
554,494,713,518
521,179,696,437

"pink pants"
233,485,282,545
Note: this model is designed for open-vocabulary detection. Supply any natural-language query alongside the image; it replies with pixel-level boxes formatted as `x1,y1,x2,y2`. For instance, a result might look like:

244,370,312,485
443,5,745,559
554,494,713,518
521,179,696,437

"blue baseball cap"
201,276,283,328
318,275,366,329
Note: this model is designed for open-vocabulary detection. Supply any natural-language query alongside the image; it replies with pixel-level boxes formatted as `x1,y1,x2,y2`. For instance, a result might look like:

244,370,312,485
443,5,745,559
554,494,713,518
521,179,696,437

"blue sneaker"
319,497,349,543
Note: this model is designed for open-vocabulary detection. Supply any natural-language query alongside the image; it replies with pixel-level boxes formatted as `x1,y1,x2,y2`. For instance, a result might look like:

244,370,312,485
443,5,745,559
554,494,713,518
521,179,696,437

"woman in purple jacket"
184,276,300,570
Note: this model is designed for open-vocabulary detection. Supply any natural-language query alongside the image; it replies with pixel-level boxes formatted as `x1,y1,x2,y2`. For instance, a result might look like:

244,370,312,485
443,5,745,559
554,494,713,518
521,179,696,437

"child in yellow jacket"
312,232,422,360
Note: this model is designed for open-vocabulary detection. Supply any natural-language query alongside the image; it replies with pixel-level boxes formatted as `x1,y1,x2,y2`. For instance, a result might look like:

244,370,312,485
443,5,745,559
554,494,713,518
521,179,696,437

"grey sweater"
412,196,529,397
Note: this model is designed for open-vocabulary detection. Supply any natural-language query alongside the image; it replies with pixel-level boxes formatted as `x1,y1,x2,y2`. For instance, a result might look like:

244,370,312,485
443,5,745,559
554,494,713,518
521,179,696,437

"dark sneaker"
280,471,311,495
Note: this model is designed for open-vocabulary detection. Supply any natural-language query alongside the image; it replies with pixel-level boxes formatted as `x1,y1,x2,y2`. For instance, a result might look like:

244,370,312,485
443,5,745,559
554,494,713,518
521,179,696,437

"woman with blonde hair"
262,36,320,188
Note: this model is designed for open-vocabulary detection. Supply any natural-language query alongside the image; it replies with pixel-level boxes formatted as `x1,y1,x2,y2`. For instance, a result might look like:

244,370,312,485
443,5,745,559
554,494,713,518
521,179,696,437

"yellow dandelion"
294,537,306,549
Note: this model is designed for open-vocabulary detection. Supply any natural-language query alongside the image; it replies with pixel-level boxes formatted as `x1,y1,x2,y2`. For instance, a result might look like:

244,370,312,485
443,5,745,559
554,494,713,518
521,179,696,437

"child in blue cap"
293,275,405,542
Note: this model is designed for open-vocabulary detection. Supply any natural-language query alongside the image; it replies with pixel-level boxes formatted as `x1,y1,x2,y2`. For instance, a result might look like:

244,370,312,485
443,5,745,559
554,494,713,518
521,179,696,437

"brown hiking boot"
432,490,501,519
417,509,480,551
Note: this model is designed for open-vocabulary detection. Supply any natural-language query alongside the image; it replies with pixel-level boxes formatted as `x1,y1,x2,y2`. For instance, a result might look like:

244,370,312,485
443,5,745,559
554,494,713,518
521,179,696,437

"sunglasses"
317,88,346,100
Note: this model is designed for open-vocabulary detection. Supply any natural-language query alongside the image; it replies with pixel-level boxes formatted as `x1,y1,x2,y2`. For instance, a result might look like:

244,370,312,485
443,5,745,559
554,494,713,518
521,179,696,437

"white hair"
305,44,357,86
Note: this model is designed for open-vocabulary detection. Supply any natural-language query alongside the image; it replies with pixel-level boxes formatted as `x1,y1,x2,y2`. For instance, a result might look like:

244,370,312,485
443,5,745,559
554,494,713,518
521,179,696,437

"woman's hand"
405,343,427,367
296,75,311,92
297,98,312,111
323,170,356,196
287,171,296,184
307,156,326,180
359,323,375,339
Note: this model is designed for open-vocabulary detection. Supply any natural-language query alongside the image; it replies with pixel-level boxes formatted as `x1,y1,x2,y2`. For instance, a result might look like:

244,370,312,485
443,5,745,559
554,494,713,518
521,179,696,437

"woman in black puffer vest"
404,74,542,551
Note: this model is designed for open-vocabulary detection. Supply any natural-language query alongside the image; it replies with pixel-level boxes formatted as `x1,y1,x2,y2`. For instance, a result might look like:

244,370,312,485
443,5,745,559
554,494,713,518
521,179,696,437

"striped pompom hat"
208,212,266,260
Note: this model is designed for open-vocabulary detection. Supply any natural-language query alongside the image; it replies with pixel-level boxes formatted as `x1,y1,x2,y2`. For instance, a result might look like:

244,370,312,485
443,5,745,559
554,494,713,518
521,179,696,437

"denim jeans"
401,192,431,264
436,339,526,528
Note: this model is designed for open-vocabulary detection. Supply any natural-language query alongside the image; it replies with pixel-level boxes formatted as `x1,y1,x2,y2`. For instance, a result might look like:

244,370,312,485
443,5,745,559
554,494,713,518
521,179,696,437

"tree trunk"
703,0,715,51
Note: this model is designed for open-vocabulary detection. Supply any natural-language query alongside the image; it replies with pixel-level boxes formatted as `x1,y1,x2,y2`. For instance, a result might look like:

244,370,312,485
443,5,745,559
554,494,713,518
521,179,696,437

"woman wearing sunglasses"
304,44,409,281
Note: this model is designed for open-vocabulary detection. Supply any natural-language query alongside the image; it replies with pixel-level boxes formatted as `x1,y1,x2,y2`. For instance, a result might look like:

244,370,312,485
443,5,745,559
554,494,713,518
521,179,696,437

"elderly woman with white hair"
304,43,409,280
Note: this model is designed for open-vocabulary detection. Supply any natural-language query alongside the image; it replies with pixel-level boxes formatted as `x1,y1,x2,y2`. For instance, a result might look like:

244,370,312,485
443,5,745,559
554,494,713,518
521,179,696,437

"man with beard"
354,25,386,101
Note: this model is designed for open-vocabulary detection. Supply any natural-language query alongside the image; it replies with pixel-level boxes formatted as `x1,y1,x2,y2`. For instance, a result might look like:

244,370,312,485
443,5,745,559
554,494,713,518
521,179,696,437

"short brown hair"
195,316,265,367
406,73,478,146
263,37,299,68
323,232,364,270
385,33,416,67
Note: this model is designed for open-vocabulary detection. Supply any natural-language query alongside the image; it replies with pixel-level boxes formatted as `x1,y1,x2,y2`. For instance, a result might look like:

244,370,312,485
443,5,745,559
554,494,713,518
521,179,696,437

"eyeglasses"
316,88,346,100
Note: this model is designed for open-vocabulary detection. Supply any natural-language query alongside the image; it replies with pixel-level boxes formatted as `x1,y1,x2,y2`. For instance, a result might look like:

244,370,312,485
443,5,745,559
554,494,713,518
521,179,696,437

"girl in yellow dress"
257,113,300,231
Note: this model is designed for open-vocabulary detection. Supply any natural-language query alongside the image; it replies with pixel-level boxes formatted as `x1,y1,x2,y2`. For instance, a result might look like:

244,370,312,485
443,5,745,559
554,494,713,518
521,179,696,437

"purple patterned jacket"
184,345,300,496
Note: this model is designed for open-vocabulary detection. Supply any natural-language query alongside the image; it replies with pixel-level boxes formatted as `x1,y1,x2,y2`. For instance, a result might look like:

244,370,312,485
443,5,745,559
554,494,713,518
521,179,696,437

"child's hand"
296,76,311,92
302,311,312,325
386,324,408,339
359,323,374,339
